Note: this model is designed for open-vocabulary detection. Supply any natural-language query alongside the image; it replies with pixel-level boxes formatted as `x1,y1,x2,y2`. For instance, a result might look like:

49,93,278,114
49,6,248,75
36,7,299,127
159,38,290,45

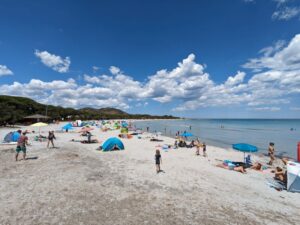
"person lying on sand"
81,140,99,144
217,161,246,173
178,140,186,147
186,140,195,148
150,138,163,142
250,162,262,171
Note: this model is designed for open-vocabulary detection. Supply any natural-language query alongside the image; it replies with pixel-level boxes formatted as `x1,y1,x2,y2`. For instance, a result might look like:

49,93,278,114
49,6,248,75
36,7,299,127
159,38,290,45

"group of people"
174,139,207,156
15,130,56,161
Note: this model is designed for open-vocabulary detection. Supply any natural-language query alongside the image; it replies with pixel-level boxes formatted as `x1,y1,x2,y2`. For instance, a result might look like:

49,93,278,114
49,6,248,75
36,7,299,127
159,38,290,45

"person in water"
268,142,275,165
155,149,162,173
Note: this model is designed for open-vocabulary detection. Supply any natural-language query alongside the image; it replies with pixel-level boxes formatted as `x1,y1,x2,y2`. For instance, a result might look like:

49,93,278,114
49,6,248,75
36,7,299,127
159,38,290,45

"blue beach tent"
102,137,124,151
121,122,128,128
3,131,20,142
12,131,21,142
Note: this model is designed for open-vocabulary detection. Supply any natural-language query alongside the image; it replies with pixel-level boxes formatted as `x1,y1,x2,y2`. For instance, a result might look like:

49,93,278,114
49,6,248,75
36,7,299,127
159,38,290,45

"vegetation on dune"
0,95,179,125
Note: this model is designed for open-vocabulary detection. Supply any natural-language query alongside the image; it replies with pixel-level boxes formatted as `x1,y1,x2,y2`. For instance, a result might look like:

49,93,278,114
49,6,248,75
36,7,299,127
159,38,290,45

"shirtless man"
16,131,29,161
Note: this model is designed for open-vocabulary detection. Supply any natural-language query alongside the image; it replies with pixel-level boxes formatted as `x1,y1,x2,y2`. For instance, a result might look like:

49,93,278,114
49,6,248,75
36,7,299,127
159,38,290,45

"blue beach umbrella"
180,132,193,137
232,143,258,163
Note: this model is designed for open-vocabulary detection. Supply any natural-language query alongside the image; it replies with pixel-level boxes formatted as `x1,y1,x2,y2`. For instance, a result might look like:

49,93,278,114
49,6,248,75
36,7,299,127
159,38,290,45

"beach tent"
62,123,73,130
12,131,21,142
121,122,128,128
287,161,300,192
121,127,128,134
75,120,82,127
3,131,20,142
102,137,124,151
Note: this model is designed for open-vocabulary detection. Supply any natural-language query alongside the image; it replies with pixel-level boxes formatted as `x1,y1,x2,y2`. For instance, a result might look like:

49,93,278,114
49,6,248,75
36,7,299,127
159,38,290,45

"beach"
1,123,300,225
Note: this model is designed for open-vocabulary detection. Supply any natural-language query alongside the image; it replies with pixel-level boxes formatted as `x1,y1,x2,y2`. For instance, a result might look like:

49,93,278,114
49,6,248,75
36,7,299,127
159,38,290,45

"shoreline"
133,119,299,160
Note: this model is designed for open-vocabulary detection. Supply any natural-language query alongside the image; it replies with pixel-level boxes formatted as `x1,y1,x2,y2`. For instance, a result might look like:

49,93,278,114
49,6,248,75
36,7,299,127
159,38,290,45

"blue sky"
1,0,300,118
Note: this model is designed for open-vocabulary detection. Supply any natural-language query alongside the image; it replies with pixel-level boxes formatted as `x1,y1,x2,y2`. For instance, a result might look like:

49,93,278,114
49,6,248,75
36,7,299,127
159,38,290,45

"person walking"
47,131,56,148
268,142,275,165
16,131,29,161
155,149,162,173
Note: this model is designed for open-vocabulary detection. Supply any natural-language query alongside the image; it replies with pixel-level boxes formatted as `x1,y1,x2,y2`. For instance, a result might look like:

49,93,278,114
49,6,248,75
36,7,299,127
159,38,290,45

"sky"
1,0,300,118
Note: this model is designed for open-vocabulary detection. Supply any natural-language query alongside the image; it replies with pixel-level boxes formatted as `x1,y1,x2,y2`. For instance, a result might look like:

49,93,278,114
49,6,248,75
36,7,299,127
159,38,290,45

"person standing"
268,142,275,165
203,142,207,157
155,149,162,173
16,131,29,161
86,131,92,143
47,131,56,148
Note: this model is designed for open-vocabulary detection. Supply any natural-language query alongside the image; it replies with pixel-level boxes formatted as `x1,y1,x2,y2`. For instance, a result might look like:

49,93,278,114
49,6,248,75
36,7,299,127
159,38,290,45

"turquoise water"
133,119,300,159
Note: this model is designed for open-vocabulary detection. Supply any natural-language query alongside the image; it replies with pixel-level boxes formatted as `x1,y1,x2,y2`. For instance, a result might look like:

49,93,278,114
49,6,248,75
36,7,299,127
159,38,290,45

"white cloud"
259,40,286,57
92,66,99,72
0,65,13,76
243,34,300,72
272,7,300,20
35,50,71,73
109,66,121,75
2,34,300,112
273,0,291,7
250,107,281,111
225,71,246,86
144,54,214,103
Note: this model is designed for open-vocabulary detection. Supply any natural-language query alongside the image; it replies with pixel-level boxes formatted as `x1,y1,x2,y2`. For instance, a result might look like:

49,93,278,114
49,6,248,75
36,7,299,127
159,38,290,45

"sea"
133,119,300,159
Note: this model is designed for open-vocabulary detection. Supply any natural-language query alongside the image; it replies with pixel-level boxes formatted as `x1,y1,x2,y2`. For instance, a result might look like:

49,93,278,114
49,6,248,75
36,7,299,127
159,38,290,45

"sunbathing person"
150,138,163,142
81,140,99,144
217,161,247,173
250,162,262,171
186,140,195,148
178,140,186,147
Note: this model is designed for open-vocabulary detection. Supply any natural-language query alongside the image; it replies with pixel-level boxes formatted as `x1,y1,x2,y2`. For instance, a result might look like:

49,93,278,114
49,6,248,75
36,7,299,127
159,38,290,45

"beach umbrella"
232,143,258,163
180,132,193,137
30,122,48,134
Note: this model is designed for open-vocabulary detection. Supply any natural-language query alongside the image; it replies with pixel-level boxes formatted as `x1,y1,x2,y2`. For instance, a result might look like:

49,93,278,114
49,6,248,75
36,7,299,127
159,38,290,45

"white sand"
0,123,300,225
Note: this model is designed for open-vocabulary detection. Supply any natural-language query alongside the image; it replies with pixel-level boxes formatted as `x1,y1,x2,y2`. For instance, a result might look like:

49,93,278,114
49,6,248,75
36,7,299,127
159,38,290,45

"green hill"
0,95,178,125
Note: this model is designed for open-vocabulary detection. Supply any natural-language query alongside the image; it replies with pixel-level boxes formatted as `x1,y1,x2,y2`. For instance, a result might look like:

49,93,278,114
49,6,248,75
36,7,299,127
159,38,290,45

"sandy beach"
1,123,300,225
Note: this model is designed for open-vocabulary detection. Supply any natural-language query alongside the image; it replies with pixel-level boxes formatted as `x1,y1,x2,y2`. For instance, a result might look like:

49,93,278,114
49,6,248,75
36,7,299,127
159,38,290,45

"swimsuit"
155,155,161,165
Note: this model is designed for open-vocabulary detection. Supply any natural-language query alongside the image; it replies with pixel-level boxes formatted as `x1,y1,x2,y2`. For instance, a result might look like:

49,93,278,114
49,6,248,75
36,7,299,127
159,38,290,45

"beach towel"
266,178,286,191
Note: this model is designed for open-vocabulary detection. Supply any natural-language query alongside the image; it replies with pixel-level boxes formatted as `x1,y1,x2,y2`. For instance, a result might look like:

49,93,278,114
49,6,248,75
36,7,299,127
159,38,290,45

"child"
203,142,207,157
155,149,162,173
